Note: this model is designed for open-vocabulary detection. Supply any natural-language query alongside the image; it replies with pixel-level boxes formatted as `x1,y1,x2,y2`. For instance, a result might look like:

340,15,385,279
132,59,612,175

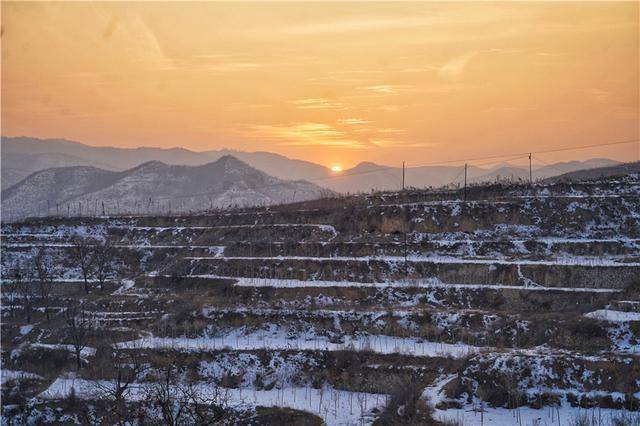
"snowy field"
116,327,483,359
40,377,386,426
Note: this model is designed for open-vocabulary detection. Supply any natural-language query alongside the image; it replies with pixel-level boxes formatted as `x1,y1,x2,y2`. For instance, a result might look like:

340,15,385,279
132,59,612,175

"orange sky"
2,1,638,168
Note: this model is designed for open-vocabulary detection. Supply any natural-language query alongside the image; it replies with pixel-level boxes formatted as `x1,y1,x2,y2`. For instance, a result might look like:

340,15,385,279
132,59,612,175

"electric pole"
404,231,408,277
402,161,405,191
464,163,468,201
529,153,532,185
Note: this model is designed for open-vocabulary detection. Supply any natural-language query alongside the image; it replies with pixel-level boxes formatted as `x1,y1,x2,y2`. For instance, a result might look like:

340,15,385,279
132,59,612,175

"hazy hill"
326,162,488,193
544,161,640,183
470,158,620,183
1,137,330,189
1,155,330,220
0,136,623,193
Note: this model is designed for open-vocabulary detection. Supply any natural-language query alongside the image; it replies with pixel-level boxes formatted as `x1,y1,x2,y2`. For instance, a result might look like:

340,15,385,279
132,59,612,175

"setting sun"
331,165,342,173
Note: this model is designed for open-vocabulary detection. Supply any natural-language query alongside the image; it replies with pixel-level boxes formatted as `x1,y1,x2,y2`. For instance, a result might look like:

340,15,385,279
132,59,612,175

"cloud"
437,52,478,79
247,123,367,149
377,128,407,134
436,48,523,80
290,98,346,110
369,138,434,148
281,16,444,36
536,52,563,57
338,118,374,125
361,85,401,95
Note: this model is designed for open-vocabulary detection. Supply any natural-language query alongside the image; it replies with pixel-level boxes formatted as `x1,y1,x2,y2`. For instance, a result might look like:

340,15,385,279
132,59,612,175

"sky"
1,1,638,169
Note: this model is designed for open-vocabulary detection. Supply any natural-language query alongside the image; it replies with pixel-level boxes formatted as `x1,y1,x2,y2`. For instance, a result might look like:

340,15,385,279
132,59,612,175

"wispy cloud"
378,128,407,134
437,52,478,79
281,16,441,35
536,52,563,57
290,98,346,110
247,123,367,149
369,138,434,148
338,118,374,125
361,85,402,95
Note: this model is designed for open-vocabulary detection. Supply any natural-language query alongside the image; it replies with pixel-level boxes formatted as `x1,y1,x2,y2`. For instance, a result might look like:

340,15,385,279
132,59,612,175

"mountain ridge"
1,136,623,193
1,155,330,221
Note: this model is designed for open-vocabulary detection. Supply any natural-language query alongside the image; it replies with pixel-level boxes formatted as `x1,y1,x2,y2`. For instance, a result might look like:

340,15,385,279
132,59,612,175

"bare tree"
71,236,95,294
33,246,54,321
143,357,229,425
144,362,189,426
64,302,94,370
182,382,229,424
94,341,149,425
92,239,116,291
13,262,34,322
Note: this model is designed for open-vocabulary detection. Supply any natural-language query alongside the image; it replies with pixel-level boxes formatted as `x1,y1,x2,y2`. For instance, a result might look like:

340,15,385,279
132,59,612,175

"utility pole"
402,161,405,191
529,153,532,185
464,163,468,201
404,231,408,277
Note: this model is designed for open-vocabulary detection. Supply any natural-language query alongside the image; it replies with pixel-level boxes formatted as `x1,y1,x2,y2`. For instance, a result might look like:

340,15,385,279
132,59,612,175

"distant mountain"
0,136,624,194
1,156,330,220
326,162,489,193
1,137,330,189
470,158,621,184
544,161,640,183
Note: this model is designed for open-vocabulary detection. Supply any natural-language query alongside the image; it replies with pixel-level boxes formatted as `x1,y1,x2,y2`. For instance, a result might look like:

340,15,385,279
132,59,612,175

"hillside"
1,137,329,189
1,136,623,193
545,161,640,183
1,172,639,424
1,155,330,220
468,159,620,183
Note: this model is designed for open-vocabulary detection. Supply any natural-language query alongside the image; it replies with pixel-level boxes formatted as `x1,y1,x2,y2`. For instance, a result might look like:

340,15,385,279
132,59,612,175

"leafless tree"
182,382,229,424
144,362,189,426
92,239,116,291
13,262,34,322
143,357,229,425
94,341,149,425
33,246,54,321
64,301,94,370
71,236,95,294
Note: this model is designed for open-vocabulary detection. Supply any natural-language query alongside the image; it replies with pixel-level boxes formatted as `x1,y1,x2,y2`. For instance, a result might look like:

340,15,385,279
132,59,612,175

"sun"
331,165,342,172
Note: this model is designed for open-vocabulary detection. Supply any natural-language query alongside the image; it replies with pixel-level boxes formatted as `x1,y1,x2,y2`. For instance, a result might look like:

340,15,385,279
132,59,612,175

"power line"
405,138,638,169
303,138,635,185
18,137,638,218
95,138,640,202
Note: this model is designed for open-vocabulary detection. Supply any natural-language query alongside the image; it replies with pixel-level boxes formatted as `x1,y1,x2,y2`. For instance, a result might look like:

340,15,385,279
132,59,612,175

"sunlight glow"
1,2,637,165
331,165,343,172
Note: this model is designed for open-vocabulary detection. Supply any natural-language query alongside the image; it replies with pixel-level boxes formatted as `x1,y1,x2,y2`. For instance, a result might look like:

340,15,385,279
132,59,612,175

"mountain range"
1,156,330,221
1,136,622,194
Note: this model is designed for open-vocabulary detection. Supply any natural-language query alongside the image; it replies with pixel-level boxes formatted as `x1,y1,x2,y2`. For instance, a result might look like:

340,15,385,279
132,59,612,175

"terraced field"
1,174,639,425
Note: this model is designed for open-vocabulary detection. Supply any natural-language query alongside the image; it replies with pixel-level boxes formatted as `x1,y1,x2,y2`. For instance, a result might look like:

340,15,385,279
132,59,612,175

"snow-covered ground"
40,377,385,426
423,375,640,426
186,254,640,267
116,327,482,359
584,309,640,322
1,369,43,384
189,275,621,293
